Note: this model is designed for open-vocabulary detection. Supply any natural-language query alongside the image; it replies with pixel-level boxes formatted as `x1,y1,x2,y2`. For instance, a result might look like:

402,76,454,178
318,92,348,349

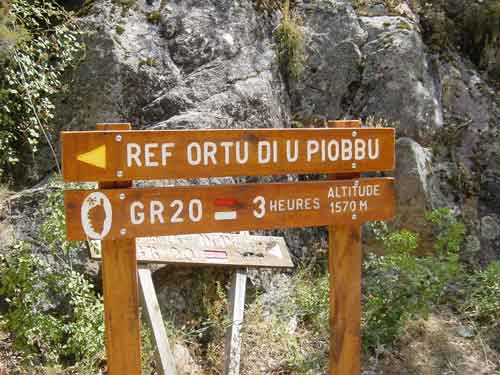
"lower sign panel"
64,178,395,240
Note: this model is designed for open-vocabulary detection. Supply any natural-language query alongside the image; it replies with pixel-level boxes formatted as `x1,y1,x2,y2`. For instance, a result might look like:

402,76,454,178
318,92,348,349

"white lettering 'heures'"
81,192,112,240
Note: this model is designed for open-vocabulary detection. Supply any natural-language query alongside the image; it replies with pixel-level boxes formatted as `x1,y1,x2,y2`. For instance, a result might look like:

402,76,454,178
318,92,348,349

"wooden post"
224,268,247,375
138,266,177,375
328,120,362,375
97,123,142,375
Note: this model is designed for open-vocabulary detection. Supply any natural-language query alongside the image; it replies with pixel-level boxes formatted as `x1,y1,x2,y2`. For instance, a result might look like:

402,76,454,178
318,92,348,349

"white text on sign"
125,139,381,168
61,128,395,181
64,178,395,240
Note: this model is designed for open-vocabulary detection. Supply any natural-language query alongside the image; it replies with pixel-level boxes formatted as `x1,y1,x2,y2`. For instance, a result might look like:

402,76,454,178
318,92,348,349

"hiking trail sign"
61,128,395,181
65,178,394,240
61,121,396,375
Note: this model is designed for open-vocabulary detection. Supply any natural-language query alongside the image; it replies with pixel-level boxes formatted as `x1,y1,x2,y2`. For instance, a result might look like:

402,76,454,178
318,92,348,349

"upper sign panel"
61,128,395,182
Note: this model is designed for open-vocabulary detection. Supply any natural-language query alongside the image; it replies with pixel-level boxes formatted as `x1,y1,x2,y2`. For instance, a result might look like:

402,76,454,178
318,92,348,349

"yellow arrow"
77,145,106,169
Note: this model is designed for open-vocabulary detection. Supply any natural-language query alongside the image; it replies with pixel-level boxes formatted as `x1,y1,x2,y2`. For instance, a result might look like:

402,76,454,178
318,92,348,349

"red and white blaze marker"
203,250,228,259
214,197,238,221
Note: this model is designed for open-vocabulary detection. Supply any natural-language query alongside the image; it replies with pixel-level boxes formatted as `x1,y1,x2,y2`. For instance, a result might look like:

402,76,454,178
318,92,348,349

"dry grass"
370,313,500,375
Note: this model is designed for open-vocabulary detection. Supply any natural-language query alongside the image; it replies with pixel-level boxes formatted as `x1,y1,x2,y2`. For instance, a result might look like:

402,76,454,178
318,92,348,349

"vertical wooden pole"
328,120,362,375
97,123,143,375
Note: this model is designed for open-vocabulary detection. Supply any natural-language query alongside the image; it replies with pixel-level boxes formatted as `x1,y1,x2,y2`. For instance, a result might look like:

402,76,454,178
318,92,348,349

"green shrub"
0,0,84,179
40,181,80,257
0,182,104,370
462,262,500,323
425,208,466,254
291,266,329,335
362,209,465,352
146,10,161,25
0,242,105,367
273,1,305,81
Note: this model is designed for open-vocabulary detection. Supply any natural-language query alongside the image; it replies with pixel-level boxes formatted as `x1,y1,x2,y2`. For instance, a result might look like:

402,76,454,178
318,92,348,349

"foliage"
425,208,466,254
291,266,329,335
0,242,105,368
362,209,465,352
351,0,401,11
254,0,283,12
240,269,328,374
0,183,104,371
462,261,500,323
273,0,305,81
146,10,161,25
40,180,80,257
0,0,84,179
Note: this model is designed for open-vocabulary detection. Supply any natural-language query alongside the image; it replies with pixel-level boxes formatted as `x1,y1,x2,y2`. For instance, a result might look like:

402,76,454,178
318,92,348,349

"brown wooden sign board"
61,128,395,182
64,177,394,241
89,233,293,268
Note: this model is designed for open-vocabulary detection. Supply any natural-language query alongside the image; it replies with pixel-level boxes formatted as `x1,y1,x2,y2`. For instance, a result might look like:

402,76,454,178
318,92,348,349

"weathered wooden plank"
98,125,142,375
138,266,177,375
328,120,362,375
64,177,395,240
61,127,395,182
224,268,247,375
90,233,293,269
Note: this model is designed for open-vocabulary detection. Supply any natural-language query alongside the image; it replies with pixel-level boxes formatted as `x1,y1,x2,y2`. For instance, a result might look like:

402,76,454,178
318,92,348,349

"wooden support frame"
97,123,142,375
138,266,177,375
224,268,248,375
61,120,394,375
328,120,362,375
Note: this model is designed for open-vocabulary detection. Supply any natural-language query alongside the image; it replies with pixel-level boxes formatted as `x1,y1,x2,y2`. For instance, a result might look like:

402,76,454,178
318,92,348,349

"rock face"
353,14,443,144
395,138,443,234
55,0,288,134
45,0,497,264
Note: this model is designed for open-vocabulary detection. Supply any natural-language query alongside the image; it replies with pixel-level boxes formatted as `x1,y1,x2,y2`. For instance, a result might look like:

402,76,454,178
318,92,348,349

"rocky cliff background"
49,0,500,262
1,0,500,374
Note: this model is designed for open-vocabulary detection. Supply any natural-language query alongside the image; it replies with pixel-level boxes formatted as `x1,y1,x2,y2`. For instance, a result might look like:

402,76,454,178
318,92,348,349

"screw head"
352,131,357,137
116,170,124,178
354,180,359,186
115,134,122,142
119,193,126,200
120,228,126,236
352,162,357,169
352,214,358,220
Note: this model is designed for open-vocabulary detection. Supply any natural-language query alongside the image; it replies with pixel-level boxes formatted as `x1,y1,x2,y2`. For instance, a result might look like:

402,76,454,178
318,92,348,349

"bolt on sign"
61,123,396,375
61,128,395,182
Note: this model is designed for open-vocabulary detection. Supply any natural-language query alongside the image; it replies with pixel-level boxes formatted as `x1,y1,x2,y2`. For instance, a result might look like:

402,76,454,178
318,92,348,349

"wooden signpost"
61,128,395,181
64,178,394,241
61,123,396,375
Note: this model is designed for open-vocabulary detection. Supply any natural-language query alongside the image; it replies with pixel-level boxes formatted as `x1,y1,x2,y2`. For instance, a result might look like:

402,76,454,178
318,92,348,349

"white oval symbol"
81,192,113,240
